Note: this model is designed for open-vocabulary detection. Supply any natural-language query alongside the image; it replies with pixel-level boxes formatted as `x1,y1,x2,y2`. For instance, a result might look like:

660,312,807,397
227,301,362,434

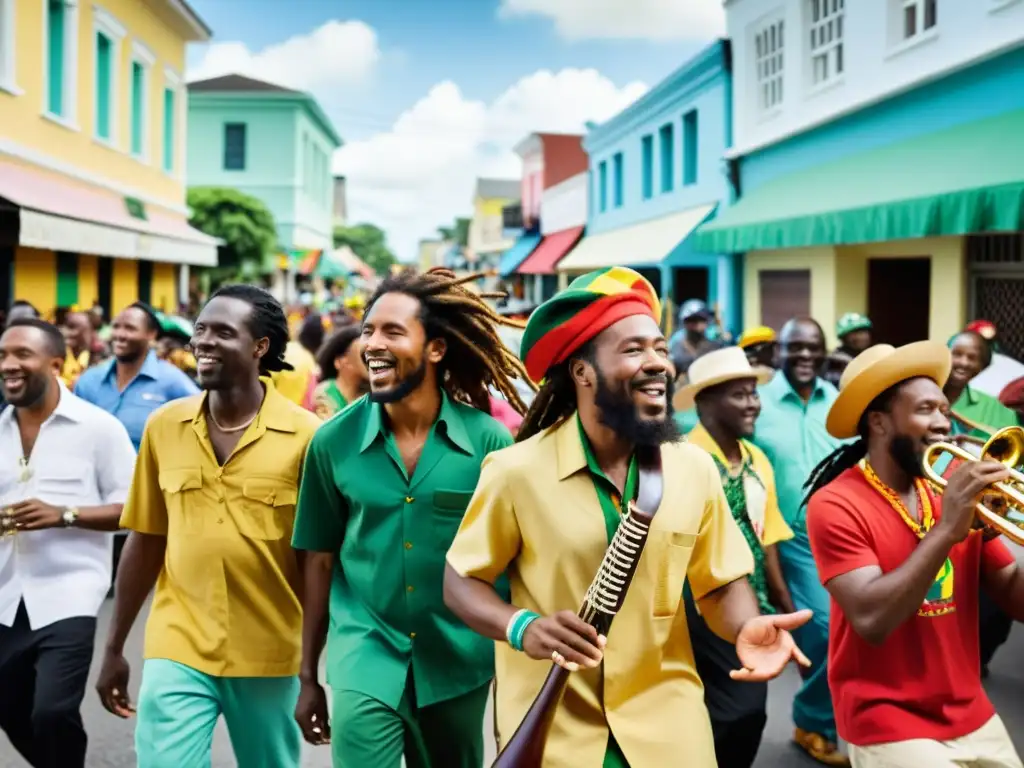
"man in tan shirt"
444,268,812,767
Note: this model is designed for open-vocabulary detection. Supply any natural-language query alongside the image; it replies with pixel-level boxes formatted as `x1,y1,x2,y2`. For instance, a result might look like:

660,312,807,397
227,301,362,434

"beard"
2,371,51,408
369,356,428,404
593,367,682,447
890,434,925,478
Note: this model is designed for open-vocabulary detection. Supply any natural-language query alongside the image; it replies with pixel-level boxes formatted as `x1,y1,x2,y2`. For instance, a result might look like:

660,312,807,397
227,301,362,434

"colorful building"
186,73,343,300
559,41,740,336
500,132,588,312
0,0,218,319
467,177,519,270
699,0,1024,352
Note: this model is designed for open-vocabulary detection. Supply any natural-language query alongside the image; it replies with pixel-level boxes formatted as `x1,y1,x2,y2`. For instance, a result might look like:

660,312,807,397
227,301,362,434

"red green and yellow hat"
520,267,661,382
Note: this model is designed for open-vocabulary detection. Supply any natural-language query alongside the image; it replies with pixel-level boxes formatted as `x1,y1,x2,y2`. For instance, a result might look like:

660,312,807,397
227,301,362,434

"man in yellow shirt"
444,267,813,768
674,346,796,767
93,285,321,767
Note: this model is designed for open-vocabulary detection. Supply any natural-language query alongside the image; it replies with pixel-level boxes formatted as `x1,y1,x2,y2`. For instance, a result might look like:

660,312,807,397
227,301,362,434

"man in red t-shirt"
802,341,1024,768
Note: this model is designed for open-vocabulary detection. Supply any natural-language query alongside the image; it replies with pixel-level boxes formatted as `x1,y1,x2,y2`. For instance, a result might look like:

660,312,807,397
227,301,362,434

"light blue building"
186,74,342,255
558,41,741,335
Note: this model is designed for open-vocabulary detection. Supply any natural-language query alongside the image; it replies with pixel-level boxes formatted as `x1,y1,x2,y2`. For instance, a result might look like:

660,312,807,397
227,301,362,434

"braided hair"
209,284,293,375
801,382,903,508
364,267,534,414
517,342,595,442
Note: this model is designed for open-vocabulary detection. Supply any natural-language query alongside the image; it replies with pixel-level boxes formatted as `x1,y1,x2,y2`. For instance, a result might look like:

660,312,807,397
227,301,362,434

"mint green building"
186,74,343,264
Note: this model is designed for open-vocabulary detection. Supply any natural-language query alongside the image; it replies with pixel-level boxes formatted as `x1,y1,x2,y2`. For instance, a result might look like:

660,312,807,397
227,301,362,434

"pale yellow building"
0,0,218,320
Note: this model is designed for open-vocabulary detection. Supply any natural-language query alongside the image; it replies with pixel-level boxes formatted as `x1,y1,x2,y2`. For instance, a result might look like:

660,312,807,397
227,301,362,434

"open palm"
732,609,813,683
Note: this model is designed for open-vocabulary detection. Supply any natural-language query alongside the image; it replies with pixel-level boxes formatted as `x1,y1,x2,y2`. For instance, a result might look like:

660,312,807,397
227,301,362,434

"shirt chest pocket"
158,468,205,532
239,477,297,541
37,457,90,503
432,489,474,548
649,530,697,619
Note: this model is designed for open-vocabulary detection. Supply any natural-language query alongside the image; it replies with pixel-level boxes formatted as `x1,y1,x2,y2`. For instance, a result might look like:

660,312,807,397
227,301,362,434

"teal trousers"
778,529,837,742
330,676,489,768
135,659,301,768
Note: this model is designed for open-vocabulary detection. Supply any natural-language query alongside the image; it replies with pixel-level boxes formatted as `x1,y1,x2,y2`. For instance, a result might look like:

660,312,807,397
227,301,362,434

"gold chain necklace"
859,460,934,538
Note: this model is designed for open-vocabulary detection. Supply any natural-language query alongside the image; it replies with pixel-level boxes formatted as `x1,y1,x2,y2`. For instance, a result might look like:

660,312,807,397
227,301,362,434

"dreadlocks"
517,342,595,442
364,267,534,414
801,382,903,509
210,284,293,375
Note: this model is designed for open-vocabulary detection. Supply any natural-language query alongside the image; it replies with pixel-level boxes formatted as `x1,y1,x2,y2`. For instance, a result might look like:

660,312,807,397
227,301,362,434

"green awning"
697,108,1024,253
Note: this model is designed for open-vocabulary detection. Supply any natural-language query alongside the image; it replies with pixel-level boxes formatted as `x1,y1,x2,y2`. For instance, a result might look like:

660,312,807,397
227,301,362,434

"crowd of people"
0,265,1023,768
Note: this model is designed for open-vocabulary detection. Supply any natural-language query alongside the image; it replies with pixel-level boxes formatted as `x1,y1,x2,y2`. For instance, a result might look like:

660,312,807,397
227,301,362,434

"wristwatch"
62,507,80,527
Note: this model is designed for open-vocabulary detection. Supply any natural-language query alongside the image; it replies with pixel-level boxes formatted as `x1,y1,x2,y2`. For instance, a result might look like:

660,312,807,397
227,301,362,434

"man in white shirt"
0,318,136,768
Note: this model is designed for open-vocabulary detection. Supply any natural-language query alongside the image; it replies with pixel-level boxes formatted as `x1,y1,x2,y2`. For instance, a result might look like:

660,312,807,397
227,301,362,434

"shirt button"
404,542,413,550
406,585,415,592
405,496,414,503
218,518,224,524
409,632,416,639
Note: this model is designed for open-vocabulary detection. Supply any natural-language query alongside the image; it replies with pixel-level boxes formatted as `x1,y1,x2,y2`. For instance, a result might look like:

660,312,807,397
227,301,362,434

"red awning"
516,226,583,275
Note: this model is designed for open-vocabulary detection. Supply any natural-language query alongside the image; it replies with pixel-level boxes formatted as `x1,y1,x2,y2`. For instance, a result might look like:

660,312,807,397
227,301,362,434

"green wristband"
510,611,540,651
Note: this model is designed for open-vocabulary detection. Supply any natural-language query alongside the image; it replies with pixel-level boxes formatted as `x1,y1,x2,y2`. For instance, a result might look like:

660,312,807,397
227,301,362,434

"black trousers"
0,601,97,768
979,587,1013,673
685,591,768,768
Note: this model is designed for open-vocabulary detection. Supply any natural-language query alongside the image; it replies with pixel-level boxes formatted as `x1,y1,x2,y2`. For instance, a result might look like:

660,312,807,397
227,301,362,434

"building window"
613,152,624,208
0,0,16,92
94,34,112,140
755,19,785,111
224,123,247,170
682,110,698,186
45,0,78,120
130,62,145,155
809,0,844,86
598,160,608,212
162,88,175,172
659,123,674,194
641,135,654,200
901,0,937,41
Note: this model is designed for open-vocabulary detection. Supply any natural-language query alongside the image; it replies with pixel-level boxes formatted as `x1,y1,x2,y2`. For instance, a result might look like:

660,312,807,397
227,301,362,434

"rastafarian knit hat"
520,267,661,382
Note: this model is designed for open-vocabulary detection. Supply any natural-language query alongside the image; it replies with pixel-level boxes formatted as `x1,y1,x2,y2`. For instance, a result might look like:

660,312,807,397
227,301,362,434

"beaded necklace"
858,459,956,617
859,460,934,538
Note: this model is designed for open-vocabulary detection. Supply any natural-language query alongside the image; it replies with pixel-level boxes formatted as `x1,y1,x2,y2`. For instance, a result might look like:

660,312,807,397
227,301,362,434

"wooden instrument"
492,445,664,768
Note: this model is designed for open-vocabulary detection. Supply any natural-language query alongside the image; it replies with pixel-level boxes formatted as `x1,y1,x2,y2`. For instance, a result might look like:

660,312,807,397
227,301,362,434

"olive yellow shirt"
271,341,319,407
446,414,754,768
685,423,793,547
120,381,322,677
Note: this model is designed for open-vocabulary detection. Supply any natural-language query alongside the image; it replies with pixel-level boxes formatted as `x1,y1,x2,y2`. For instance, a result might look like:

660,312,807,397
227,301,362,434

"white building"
727,0,1024,156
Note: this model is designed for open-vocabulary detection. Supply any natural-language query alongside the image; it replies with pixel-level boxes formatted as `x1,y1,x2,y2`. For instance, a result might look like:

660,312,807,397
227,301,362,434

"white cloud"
334,69,647,262
498,0,724,41
187,20,381,90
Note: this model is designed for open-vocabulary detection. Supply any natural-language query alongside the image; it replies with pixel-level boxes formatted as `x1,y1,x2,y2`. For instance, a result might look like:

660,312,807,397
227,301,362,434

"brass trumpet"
922,426,1024,545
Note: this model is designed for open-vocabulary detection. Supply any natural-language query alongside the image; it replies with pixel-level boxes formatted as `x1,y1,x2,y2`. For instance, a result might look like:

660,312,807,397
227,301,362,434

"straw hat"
673,346,774,412
825,341,951,439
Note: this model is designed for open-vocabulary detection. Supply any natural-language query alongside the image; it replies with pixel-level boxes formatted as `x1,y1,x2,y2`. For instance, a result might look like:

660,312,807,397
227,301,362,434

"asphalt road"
3,588,1024,766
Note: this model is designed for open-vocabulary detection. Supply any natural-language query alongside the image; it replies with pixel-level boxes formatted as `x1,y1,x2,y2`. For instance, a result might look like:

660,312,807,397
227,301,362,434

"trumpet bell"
922,426,1024,546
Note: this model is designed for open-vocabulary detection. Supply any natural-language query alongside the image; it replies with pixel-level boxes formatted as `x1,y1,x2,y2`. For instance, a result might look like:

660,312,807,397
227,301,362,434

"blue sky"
185,0,723,260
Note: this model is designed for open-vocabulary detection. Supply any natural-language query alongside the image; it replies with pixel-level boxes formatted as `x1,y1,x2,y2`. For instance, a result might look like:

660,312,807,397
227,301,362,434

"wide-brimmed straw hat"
825,341,951,439
673,346,773,412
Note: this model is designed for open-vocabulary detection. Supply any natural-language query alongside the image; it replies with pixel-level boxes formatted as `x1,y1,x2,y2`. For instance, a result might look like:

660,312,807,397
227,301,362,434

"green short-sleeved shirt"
292,391,514,708
952,385,1020,438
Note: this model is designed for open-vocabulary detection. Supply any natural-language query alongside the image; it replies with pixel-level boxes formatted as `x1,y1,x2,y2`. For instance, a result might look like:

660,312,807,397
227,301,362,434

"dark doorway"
868,258,930,345
0,246,12,314
97,257,113,320
759,269,810,331
671,266,709,306
137,260,153,305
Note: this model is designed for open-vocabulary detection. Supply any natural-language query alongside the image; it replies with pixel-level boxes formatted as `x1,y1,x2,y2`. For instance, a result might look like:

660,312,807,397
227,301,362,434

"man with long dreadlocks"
444,267,812,768
95,285,322,767
291,267,529,768
804,341,1024,768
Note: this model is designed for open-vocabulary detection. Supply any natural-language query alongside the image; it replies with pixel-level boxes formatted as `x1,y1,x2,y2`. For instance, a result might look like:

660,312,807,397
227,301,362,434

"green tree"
437,217,471,247
187,187,279,280
333,223,398,275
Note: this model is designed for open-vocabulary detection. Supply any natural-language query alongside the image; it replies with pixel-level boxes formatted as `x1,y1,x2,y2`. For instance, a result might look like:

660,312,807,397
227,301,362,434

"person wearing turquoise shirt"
753,318,849,767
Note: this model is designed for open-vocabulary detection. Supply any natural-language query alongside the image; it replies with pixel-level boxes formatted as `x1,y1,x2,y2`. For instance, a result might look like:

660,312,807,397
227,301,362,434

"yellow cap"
737,326,776,349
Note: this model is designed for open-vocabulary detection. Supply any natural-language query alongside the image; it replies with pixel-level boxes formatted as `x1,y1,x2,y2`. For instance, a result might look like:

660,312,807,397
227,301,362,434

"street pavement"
4,577,1024,766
